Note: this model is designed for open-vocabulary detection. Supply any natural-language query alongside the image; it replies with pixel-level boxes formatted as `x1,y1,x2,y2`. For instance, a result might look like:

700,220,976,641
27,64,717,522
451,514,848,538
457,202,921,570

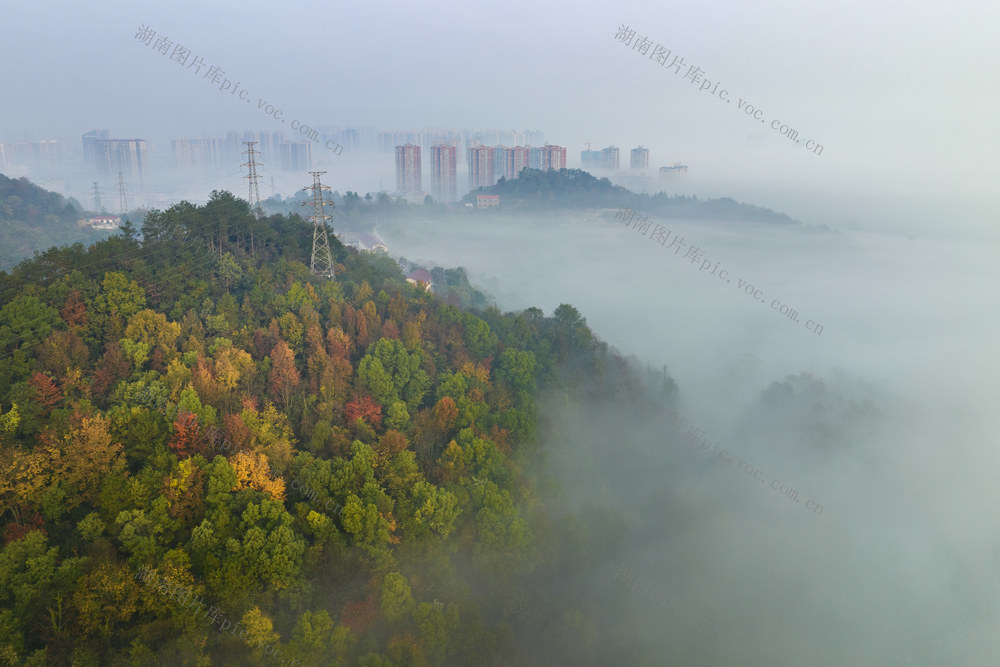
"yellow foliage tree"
46,414,125,510
164,358,193,402
73,561,142,639
459,362,492,387
230,451,286,501
125,308,182,358
238,606,282,662
240,402,297,475
0,445,48,523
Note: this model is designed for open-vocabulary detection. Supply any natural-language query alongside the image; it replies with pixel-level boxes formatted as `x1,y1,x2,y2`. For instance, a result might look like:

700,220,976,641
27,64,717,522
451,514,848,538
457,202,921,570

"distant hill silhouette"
0,173,114,270
461,167,799,224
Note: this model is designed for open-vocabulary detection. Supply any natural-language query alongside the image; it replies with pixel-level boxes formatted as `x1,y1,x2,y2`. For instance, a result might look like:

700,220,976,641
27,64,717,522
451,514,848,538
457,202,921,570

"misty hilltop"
461,168,801,224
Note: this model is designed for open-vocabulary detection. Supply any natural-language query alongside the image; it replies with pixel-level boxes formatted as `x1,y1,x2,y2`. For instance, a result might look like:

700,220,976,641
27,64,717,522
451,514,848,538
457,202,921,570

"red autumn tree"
92,341,132,399
169,411,201,458
345,395,382,429
341,592,379,635
3,509,46,545
28,372,61,414
59,290,88,330
220,412,254,453
380,319,400,340
252,327,276,360
378,429,409,458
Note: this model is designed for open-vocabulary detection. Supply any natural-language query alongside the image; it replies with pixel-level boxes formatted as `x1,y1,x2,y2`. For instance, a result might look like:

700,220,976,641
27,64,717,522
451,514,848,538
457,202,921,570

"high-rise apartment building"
482,144,567,181
280,142,312,171
467,145,495,191
528,147,543,170
1,140,63,170
94,138,148,185
256,131,285,166
82,130,110,164
395,144,422,194
581,149,602,170
506,146,530,181
631,146,650,169
430,144,457,202
172,138,225,169
541,145,567,171
525,130,545,146
601,146,620,170
659,163,688,180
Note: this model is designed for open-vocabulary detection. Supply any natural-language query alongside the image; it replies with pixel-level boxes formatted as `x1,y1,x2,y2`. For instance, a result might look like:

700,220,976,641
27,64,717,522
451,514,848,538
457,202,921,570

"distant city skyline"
0,123,685,210
2,0,995,235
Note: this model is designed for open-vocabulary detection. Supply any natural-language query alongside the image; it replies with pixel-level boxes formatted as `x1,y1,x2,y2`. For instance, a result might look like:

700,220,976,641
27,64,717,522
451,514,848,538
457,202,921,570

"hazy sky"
1,0,997,235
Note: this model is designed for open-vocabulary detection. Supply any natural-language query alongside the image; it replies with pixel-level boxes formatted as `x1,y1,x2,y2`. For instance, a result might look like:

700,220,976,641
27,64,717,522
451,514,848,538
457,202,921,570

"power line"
303,171,335,280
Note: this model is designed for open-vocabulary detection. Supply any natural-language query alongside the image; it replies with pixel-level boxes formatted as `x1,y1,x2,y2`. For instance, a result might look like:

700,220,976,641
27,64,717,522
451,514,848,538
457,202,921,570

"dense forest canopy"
0,189,674,665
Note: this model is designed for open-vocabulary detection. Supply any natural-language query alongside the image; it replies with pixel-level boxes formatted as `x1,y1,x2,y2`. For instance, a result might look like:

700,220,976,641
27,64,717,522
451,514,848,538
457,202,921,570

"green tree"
405,481,460,541
358,338,429,411
462,313,497,359
496,348,536,392
193,493,306,608
0,295,60,393
287,610,355,665
89,271,146,341
414,600,460,663
380,571,414,623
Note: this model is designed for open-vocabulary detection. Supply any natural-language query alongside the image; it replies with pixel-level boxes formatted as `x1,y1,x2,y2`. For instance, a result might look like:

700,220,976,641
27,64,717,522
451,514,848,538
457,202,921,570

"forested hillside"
0,173,115,271
0,190,666,665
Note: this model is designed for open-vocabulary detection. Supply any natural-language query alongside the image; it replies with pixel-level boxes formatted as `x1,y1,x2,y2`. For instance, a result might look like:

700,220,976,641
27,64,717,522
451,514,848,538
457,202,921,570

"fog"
376,207,1000,665
4,0,999,662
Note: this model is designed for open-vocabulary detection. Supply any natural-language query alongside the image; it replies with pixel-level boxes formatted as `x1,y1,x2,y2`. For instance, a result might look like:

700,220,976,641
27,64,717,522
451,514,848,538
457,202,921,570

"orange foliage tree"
268,340,301,407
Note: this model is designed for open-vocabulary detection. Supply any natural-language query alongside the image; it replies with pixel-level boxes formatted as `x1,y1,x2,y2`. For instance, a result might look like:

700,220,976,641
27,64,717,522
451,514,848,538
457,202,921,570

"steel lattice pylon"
242,141,263,218
303,171,335,279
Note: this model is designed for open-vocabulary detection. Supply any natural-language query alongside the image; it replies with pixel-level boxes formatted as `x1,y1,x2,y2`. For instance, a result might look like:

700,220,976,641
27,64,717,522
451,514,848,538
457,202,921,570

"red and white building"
476,194,500,208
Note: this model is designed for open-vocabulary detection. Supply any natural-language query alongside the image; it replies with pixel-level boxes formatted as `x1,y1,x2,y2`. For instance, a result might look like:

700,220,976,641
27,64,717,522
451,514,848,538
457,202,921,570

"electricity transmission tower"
303,171,335,279
242,141,263,218
91,182,103,212
117,172,128,214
